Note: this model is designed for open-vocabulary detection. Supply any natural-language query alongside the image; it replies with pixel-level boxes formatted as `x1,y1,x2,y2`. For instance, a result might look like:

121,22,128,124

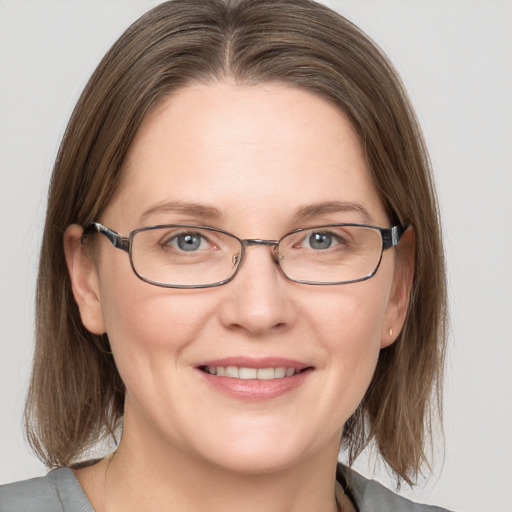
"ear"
381,227,415,348
63,224,106,335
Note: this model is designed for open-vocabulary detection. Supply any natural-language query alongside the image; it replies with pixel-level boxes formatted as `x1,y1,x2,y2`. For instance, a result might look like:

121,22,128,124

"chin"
205,445,307,476
188,421,332,476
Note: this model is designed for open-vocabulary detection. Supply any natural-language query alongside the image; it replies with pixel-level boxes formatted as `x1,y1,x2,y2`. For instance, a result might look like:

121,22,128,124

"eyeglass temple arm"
83,222,130,252
382,225,407,250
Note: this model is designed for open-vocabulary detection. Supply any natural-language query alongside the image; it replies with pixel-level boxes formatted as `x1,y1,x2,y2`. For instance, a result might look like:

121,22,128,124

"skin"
64,81,413,512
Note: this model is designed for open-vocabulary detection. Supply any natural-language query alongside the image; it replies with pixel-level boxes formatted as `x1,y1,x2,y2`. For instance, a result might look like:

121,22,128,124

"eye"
165,232,209,252
304,231,338,250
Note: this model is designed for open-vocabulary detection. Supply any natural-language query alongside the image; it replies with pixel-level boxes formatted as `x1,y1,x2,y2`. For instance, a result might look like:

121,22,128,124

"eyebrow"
291,201,373,223
138,200,223,224
138,199,372,226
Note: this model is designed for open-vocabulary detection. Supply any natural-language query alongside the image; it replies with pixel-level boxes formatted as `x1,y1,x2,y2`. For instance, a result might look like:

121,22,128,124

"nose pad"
270,245,288,282
270,244,280,261
259,243,284,278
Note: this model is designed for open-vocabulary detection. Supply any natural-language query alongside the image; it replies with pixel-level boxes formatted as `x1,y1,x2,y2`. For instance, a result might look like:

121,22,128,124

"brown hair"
25,0,447,485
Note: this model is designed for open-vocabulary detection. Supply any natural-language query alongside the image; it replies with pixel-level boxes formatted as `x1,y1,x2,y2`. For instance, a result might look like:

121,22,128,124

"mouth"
195,358,313,401
198,365,309,380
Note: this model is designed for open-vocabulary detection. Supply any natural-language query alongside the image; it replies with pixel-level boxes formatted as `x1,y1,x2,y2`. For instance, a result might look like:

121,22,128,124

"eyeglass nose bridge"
234,238,282,267
243,238,279,247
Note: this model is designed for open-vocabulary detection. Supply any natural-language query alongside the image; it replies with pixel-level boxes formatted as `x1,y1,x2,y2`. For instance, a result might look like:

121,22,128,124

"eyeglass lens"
130,225,384,287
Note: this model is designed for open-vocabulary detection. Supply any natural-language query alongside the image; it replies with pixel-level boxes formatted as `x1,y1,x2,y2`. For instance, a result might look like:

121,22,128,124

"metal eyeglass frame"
82,222,406,289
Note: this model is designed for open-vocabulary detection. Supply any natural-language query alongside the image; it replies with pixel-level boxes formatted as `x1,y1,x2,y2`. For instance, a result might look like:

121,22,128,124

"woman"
0,1,449,510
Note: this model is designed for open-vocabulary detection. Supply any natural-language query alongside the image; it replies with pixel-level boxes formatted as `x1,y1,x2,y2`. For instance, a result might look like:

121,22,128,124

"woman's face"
68,82,410,474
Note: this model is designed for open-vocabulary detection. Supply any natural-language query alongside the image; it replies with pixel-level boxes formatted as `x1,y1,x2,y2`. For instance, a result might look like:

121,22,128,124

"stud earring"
389,328,393,337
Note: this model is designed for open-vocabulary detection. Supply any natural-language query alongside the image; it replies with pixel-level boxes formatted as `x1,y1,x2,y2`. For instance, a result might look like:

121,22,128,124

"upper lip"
195,356,311,371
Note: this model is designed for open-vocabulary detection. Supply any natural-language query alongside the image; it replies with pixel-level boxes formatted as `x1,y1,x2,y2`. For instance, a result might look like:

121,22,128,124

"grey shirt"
0,465,452,512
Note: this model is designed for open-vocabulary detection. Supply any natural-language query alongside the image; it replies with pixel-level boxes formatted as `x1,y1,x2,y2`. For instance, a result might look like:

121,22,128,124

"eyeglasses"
83,222,406,288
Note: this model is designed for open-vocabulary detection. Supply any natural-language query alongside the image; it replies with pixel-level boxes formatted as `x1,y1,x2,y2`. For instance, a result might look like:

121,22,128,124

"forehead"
107,81,387,231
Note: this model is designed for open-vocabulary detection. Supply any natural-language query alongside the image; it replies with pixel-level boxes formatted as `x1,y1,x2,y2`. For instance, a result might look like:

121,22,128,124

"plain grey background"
1,1,511,511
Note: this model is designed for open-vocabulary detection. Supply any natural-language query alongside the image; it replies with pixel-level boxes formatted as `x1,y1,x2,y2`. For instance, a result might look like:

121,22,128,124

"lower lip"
197,369,313,401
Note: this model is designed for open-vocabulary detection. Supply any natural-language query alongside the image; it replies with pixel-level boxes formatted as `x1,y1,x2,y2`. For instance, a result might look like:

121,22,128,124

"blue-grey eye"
175,233,204,251
307,232,333,250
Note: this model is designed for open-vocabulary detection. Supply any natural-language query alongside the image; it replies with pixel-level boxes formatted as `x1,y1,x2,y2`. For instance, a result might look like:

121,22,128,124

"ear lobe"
63,224,106,335
381,226,415,348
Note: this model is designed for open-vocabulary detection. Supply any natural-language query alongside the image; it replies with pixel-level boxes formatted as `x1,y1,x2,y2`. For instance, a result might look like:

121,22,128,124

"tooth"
207,365,300,379
274,367,286,378
257,368,275,380
239,367,257,380
225,366,239,378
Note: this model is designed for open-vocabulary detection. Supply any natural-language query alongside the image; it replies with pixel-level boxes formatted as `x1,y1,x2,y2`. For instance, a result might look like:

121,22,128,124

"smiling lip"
196,357,313,401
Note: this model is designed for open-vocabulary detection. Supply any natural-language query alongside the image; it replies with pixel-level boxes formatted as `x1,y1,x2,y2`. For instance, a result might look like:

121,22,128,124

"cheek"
325,303,381,391
97,279,223,428
305,278,392,400
310,279,390,349
96,260,217,376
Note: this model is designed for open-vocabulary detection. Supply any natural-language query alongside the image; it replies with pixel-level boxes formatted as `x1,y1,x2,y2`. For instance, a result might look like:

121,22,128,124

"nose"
217,244,297,337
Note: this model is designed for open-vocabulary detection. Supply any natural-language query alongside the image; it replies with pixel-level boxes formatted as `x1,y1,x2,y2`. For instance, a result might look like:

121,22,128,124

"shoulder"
338,465,454,512
0,467,93,512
